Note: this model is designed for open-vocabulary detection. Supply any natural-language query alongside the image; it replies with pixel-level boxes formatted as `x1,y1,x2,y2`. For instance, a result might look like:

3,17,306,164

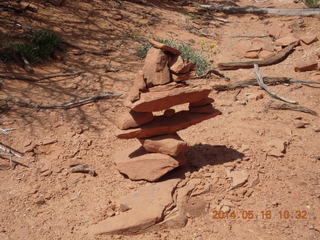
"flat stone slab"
86,179,180,235
114,146,185,181
126,86,211,112
116,110,221,139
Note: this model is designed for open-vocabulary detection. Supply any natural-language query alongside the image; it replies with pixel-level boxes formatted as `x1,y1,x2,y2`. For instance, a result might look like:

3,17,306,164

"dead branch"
5,92,121,109
218,43,297,70
197,5,320,16
0,142,23,158
212,77,320,91
193,68,230,80
70,164,96,176
254,64,297,104
0,72,83,82
0,128,16,135
267,102,317,116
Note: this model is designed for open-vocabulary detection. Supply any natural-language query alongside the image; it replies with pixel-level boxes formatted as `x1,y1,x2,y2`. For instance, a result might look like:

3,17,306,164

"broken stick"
218,43,297,70
254,64,297,104
197,5,320,16
267,102,317,116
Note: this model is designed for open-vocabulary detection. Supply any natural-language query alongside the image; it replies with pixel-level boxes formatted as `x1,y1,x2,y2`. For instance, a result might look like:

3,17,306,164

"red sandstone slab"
116,110,221,139
127,86,211,112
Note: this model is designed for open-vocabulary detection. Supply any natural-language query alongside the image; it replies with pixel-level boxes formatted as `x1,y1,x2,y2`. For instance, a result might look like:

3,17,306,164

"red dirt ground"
0,0,319,239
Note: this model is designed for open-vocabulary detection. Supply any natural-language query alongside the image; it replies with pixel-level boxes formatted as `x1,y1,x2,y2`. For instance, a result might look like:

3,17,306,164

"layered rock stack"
113,40,221,181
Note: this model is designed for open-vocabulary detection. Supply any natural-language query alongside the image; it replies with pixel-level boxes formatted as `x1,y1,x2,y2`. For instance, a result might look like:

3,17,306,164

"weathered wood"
218,43,297,70
198,5,320,16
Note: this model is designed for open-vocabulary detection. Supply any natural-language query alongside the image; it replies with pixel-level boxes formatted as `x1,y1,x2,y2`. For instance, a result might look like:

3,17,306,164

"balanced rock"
149,39,181,55
126,86,211,112
116,110,221,139
114,110,153,130
114,146,186,181
142,48,171,87
139,133,187,157
170,56,195,74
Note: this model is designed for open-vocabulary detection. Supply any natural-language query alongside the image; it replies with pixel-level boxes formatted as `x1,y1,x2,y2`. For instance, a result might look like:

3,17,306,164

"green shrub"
303,0,320,7
0,30,61,63
136,39,210,76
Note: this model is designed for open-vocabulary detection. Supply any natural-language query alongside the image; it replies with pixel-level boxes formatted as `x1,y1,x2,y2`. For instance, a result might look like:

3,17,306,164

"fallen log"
218,43,297,70
197,5,320,16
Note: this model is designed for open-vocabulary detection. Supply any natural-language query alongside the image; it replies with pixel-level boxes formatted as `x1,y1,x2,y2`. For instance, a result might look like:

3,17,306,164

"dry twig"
267,102,317,116
218,43,297,70
0,72,83,82
5,92,121,109
197,5,320,16
254,64,298,104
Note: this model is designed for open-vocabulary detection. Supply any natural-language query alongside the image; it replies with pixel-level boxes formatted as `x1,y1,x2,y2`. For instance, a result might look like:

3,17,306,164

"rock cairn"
113,40,221,182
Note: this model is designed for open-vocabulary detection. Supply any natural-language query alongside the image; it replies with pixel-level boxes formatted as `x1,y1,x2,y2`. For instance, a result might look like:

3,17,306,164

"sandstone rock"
134,70,147,92
294,57,318,72
189,104,216,113
142,48,171,87
126,86,140,103
172,72,192,82
170,56,195,74
116,110,221,139
259,50,275,59
294,121,309,128
139,133,187,156
148,82,185,92
163,109,175,117
87,179,180,235
244,51,259,59
300,35,318,45
230,170,249,189
275,35,299,47
266,139,286,157
114,110,153,130
127,86,211,112
189,97,214,107
268,25,292,39
114,146,186,181
149,39,181,55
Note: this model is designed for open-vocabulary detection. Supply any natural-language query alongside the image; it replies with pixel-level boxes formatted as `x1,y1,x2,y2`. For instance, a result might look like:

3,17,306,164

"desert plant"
303,0,320,7
0,30,61,63
136,39,210,76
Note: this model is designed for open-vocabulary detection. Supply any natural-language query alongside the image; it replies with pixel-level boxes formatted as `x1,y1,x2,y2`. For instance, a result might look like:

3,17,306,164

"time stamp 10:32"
212,210,308,220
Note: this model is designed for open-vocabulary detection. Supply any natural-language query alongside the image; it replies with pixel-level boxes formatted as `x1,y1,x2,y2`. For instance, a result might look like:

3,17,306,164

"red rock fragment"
114,110,154,130
148,39,181,55
139,133,187,156
294,57,318,72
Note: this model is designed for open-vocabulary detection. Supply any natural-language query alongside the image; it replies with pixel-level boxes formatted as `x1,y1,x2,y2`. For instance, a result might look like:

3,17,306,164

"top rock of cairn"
112,40,221,181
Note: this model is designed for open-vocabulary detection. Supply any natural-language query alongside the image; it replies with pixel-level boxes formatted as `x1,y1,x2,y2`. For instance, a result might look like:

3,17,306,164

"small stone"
294,121,309,128
300,35,318,45
275,35,299,46
268,25,292,39
170,56,195,74
246,93,264,101
259,50,275,59
294,57,318,72
244,51,259,59
230,170,249,189
189,104,216,113
172,72,192,82
139,133,187,157
113,110,154,130
266,139,286,157
189,97,214,107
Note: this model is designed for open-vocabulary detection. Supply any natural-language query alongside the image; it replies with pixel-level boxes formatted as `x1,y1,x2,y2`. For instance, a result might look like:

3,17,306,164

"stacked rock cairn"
113,40,221,182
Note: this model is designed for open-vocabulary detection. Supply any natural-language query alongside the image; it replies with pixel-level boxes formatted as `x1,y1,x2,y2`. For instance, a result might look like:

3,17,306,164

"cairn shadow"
160,144,245,181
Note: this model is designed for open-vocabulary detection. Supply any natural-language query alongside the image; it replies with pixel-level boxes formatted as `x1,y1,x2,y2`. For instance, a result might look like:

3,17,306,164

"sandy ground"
0,0,320,239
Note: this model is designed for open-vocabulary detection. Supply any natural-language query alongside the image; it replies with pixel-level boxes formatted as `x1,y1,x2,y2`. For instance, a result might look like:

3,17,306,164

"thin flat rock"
116,110,221,139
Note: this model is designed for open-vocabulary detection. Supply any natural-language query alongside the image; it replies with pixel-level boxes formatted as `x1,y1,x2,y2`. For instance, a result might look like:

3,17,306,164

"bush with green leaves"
303,0,320,8
0,30,61,63
136,39,210,76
